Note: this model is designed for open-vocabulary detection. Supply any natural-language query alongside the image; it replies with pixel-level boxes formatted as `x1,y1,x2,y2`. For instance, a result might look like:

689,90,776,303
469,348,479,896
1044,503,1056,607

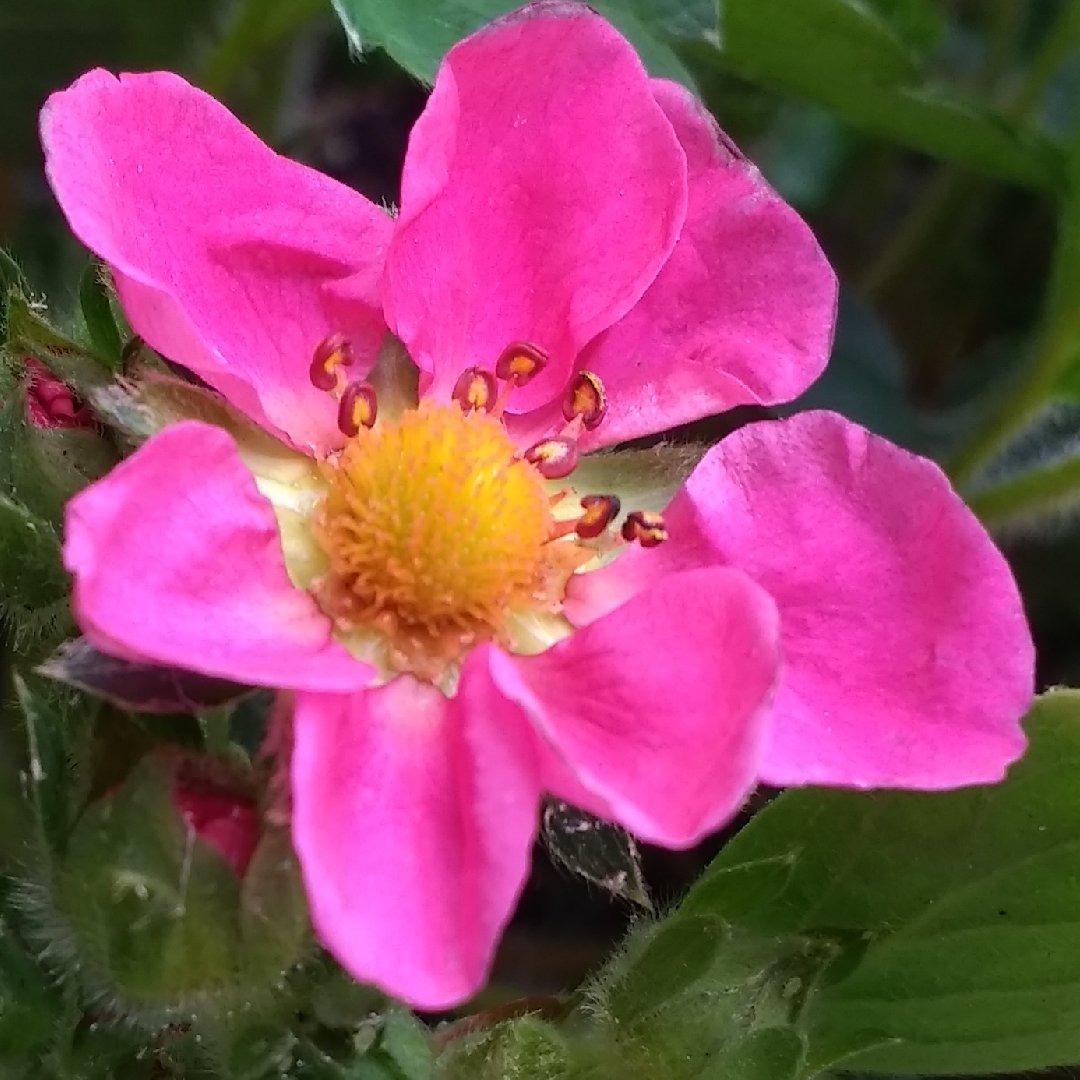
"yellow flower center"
310,398,586,680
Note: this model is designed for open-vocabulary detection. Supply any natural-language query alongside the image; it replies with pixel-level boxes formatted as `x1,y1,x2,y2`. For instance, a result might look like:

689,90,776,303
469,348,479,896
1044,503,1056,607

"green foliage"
682,690,1080,1075
0,275,119,650
704,0,1064,193
330,0,714,86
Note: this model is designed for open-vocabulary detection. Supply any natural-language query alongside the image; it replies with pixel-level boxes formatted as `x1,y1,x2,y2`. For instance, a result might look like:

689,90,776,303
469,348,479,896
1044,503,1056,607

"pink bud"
173,777,259,878
23,358,94,430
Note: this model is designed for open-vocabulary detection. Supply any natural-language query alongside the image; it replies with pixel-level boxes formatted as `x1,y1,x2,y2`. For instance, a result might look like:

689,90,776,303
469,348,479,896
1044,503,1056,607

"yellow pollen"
311,399,583,678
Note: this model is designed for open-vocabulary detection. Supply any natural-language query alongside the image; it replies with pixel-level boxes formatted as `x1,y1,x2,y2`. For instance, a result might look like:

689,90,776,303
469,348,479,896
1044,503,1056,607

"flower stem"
863,2,1079,305
1008,1,1080,122
967,452,1080,529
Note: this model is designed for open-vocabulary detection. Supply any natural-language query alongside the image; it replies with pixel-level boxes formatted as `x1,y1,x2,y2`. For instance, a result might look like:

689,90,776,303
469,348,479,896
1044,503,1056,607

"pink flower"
40,2,1032,1008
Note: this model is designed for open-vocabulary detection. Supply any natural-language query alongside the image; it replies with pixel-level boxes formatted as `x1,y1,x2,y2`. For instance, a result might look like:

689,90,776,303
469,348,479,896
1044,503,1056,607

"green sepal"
78,261,125,371
0,358,117,522
39,636,252,714
5,292,114,398
0,366,115,649
0,248,28,342
33,752,309,1030
0,495,72,650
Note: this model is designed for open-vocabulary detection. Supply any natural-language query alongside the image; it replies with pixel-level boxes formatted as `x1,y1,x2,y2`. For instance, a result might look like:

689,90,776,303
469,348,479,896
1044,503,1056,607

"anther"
523,436,579,480
452,367,498,413
621,510,667,548
338,381,378,436
310,333,353,392
575,494,621,539
562,371,607,431
495,342,548,386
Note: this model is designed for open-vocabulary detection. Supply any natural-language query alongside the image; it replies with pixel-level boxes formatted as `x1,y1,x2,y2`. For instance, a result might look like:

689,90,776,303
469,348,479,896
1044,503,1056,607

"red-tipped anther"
562,371,607,431
523,436,579,480
621,509,667,548
452,366,498,413
338,381,378,436
495,341,548,386
310,333,353,391
576,494,621,539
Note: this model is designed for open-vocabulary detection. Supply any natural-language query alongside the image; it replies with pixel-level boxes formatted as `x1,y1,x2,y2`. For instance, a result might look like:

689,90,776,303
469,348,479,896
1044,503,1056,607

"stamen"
523,436,579,480
621,510,667,548
310,333,353,392
338,381,378,436
452,367,498,413
575,494,621,539
562,371,607,431
495,342,548,386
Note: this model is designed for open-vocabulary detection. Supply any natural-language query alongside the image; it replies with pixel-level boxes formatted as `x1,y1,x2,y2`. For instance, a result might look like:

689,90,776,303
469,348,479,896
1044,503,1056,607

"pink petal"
382,1,688,411
488,567,780,847
174,780,259,878
569,412,1034,789
291,667,542,1009
40,70,393,454
64,421,371,691
567,80,837,450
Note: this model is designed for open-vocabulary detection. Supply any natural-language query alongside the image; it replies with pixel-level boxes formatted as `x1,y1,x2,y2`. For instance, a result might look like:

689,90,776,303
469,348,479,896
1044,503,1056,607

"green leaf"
379,1008,434,1080
865,0,945,56
685,690,1080,1075
436,1017,565,1080
0,494,69,619
608,914,726,1023
330,0,715,88
15,675,89,852
0,249,28,341
705,0,1065,193
78,261,123,371
590,915,849,1080
239,826,310,971
39,637,252,714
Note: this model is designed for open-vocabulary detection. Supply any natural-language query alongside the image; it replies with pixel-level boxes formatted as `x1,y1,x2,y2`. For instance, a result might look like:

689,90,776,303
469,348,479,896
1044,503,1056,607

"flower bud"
173,774,259,878
22,358,94,430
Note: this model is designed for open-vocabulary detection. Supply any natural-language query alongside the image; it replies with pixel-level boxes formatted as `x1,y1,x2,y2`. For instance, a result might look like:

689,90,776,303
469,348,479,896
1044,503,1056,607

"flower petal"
569,412,1034,789
64,421,371,691
569,80,837,450
40,70,393,454
489,567,779,847
291,667,542,1008
383,1,687,411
